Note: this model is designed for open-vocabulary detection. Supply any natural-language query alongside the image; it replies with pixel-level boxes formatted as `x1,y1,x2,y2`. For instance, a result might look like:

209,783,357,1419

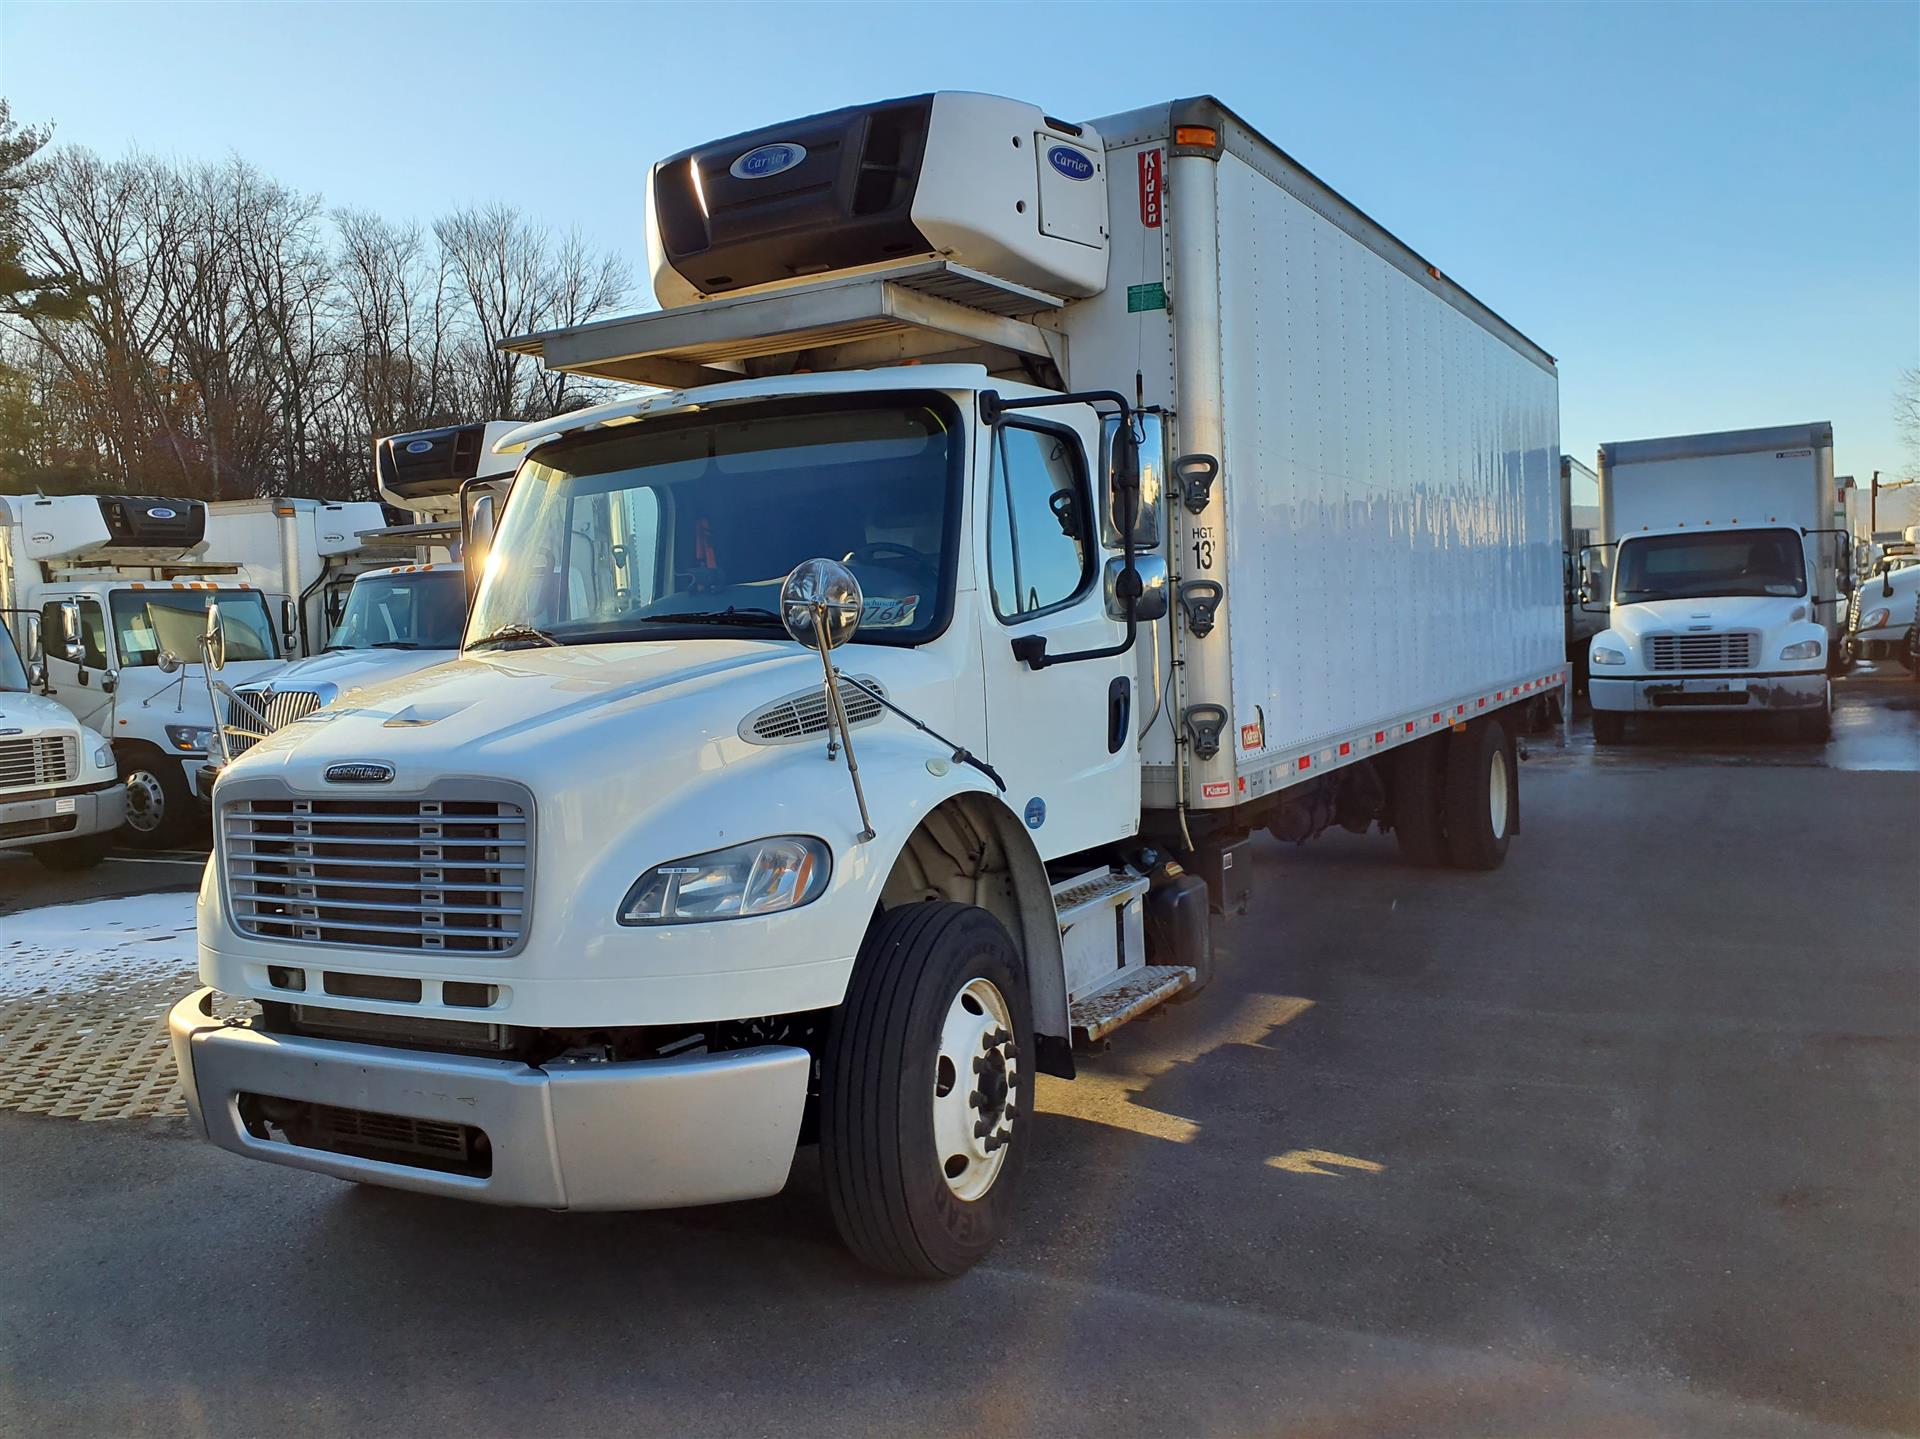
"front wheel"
820,902,1032,1279
117,745,193,848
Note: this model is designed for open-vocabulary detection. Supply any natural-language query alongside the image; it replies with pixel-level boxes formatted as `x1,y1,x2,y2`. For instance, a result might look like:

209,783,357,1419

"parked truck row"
168,92,1568,1277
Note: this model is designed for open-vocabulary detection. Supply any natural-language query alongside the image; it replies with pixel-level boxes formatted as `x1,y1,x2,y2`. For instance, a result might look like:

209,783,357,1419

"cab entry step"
1070,965,1195,1045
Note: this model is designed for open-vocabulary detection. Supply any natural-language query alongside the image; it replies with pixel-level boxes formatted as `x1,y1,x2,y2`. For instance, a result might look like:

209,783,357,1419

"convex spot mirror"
280,597,299,649
1105,555,1169,622
781,558,863,650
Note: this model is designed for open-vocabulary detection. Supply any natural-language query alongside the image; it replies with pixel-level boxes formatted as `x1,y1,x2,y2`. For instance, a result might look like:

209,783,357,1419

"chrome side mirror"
58,599,82,663
1106,554,1169,622
156,650,182,674
281,597,299,652
27,660,45,690
1101,412,1163,550
780,558,864,650
102,666,119,695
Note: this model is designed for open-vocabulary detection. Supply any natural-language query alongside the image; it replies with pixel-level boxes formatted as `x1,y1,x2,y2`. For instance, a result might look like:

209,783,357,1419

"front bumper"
1589,672,1827,714
169,989,810,1209
0,781,127,849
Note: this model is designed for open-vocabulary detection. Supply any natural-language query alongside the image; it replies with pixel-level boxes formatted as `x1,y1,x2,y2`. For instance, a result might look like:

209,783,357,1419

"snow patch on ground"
0,892,199,1001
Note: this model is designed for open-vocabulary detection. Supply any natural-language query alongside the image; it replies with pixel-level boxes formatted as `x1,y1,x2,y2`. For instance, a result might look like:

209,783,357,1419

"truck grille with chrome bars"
223,689,325,758
1647,633,1754,671
0,735,76,789
221,783,530,954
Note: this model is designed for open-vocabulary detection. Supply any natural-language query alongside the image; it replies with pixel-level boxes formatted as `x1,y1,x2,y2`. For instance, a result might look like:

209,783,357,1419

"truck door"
37,596,114,731
976,413,1139,860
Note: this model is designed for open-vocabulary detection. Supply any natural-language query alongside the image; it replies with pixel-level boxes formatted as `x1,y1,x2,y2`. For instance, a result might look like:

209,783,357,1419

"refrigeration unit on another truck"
1588,423,1844,743
172,93,1565,1278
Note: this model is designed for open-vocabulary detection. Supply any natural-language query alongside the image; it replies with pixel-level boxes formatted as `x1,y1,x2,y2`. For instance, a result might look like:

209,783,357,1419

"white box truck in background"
0,493,290,843
172,93,1564,1276
1588,422,1844,743
0,613,126,868
201,497,395,658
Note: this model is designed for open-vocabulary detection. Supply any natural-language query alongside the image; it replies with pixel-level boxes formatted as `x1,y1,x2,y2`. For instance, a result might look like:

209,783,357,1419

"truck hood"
239,645,459,701
227,638,898,791
1609,594,1810,639
0,689,93,739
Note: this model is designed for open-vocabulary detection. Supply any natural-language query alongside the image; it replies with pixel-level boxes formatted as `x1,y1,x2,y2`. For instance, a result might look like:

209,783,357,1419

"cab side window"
987,423,1092,621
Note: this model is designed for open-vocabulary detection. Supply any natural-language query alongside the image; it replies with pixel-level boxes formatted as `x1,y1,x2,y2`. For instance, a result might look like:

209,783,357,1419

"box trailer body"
201,497,397,658
174,93,1564,1276
1588,423,1840,740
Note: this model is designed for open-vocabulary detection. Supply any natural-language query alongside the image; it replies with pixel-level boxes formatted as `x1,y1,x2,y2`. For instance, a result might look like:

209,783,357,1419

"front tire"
116,744,193,848
1444,717,1515,871
1592,710,1627,746
821,902,1032,1279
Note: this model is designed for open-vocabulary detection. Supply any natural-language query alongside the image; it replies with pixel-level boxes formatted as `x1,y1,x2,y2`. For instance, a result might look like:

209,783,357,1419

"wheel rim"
1487,746,1510,840
124,769,166,833
931,976,1018,1202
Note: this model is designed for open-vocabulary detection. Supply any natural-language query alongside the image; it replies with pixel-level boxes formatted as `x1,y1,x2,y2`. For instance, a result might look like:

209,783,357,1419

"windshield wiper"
469,622,562,650
636,607,783,627
370,641,423,650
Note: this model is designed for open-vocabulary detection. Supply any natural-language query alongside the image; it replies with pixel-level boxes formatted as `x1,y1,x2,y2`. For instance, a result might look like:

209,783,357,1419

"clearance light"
1174,125,1218,148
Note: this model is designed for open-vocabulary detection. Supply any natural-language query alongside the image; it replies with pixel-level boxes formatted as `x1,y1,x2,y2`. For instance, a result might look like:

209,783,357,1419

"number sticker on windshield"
862,595,920,628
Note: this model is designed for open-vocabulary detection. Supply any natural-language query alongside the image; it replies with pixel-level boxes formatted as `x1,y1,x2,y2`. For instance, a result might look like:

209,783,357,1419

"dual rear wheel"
1391,717,1516,871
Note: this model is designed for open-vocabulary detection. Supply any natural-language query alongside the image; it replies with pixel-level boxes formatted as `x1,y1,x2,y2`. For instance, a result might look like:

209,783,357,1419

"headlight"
164,724,214,753
1591,646,1626,666
1779,639,1823,661
1859,608,1891,631
93,744,112,770
619,836,831,925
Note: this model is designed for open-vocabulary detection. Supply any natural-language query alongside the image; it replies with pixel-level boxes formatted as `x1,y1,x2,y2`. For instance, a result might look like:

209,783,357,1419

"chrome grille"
224,688,325,758
221,784,530,954
741,676,885,745
0,735,76,789
1646,632,1754,671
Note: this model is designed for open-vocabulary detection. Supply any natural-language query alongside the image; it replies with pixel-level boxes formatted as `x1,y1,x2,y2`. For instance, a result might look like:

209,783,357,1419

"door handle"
1108,677,1131,754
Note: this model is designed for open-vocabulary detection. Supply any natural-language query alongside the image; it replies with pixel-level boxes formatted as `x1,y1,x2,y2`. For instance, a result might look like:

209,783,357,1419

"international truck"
171,92,1566,1277
211,423,518,766
1587,423,1846,744
0,615,125,868
0,493,290,843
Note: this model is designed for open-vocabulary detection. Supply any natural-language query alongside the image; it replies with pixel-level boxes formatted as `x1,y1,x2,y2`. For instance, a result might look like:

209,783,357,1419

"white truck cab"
173,93,1567,1276
0,615,125,867
1587,424,1845,743
0,493,291,842
1851,532,1920,671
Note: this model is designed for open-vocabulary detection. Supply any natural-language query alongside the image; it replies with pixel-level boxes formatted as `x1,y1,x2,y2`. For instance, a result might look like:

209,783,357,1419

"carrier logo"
405,439,434,454
146,506,176,519
1775,449,1813,459
1047,144,1095,181
324,761,395,785
730,142,807,180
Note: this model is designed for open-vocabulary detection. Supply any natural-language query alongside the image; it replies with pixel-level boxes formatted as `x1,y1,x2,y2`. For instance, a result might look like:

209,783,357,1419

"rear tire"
1390,736,1448,867
1444,717,1514,871
821,902,1032,1279
1592,711,1627,746
32,830,112,870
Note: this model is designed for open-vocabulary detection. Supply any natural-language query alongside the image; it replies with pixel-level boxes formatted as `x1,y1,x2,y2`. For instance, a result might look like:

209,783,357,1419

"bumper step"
1070,965,1195,1045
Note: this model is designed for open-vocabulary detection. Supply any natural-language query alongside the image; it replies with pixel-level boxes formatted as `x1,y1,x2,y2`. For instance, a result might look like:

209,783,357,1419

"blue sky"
3,1,1915,487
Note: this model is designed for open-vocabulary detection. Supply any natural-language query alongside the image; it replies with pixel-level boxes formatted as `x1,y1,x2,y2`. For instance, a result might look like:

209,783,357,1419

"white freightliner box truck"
1587,423,1845,744
210,423,519,770
0,614,126,867
171,93,1565,1276
1562,454,1605,690
0,493,294,843
201,496,396,659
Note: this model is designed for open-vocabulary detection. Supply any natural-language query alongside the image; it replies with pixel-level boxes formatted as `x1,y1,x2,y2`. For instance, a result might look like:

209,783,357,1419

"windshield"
1614,528,1807,603
108,589,279,667
464,396,961,649
326,570,466,651
0,620,26,692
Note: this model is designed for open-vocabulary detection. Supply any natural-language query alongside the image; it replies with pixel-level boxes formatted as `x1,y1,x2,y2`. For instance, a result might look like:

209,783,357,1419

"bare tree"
1896,367,1920,483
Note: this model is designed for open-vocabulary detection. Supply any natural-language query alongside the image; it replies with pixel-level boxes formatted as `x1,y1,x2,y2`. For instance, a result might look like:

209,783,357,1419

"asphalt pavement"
1,676,1915,1437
